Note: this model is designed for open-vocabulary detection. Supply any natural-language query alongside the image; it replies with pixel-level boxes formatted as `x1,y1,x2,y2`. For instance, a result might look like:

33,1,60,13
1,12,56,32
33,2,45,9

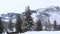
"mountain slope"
34,6,60,25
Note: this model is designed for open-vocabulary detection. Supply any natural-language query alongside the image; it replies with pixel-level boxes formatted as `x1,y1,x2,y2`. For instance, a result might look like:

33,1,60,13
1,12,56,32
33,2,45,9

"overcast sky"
0,0,60,14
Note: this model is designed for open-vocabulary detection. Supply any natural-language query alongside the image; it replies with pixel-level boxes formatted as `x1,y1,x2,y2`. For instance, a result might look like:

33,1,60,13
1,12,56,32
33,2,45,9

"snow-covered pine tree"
36,19,42,31
8,18,13,31
16,15,23,33
23,6,34,32
0,17,4,34
46,18,51,31
54,20,57,31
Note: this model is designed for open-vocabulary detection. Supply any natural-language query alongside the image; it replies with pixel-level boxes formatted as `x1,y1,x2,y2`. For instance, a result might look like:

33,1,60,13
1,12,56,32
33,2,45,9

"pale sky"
0,0,60,14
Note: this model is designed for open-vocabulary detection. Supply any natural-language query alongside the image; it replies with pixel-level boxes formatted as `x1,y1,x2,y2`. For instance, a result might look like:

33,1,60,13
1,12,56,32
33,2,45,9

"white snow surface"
2,31,60,34
22,31,60,34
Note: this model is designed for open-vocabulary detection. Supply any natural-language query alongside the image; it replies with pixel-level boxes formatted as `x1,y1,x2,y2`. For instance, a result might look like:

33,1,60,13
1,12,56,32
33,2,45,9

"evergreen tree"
46,18,51,31
36,19,42,31
8,18,13,31
45,22,47,30
16,16,23,33
23,6,34,31
58,25,60,30
0,17,4,34
54,20,57,31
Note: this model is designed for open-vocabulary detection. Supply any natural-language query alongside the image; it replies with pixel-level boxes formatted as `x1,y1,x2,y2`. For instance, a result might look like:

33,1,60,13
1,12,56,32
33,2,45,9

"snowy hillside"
1,6,60,25
1,6,60,34
32,6,60,25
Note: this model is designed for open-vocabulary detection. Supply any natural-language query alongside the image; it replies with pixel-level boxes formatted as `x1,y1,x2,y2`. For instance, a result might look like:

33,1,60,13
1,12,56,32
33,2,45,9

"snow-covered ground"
22,31,60,34
2,31,60,34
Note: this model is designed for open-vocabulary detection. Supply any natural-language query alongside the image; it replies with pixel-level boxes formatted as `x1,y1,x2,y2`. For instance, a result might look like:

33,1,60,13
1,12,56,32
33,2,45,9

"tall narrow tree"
46,18,51,31
23,6,34,31
36,19,42,31
0,17,4,34
54,20,57,31
8,18,13,31
16,16,23,33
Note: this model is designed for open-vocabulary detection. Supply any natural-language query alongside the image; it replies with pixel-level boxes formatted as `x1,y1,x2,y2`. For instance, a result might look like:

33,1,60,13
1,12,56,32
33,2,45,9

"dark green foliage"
16,16,23,33
57,25,60,30
23,6,34,31
58,25,60,30
36,19,42,31
0,17,4,33
54,20,57,31
8,19,13,31
46,18,51,31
